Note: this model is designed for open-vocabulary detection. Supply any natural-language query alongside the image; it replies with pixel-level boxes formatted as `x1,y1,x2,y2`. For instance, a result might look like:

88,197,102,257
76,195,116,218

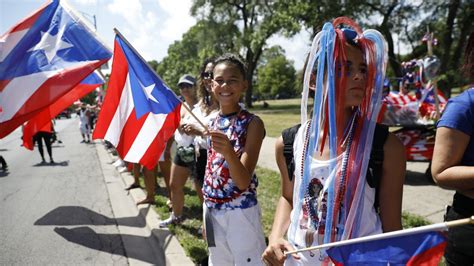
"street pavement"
0,117,168,265
258,136,455,223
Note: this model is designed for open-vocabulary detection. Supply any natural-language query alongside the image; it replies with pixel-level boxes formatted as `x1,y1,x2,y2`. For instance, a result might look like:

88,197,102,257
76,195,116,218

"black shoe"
80,140,85,143
50,159,55,164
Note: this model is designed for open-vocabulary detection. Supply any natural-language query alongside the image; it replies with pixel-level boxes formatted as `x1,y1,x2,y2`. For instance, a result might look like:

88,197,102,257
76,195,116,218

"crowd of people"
25,16,470,266
100,17,474,266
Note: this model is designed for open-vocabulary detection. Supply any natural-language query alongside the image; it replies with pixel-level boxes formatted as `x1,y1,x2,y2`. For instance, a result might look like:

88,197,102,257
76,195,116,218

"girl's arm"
208,117,265,190
432,127,474,190
379,133,406,232
262,136,299,265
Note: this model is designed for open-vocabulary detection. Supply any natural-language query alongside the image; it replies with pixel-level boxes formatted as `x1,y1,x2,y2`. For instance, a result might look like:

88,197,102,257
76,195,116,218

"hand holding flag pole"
285,216,474,255
112,28,207,130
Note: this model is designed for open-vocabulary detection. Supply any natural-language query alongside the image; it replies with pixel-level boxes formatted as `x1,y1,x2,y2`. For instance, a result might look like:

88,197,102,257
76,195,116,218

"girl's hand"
207,130,234,157
261,238,299,265
182,124,203,136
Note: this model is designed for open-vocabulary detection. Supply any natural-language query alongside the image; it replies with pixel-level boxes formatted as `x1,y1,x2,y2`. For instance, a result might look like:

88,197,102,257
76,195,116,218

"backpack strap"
366,123,389,210
281,124,301,181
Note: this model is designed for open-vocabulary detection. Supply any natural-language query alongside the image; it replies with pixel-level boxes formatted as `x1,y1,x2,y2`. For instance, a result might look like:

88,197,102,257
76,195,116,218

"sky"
0,0,311,70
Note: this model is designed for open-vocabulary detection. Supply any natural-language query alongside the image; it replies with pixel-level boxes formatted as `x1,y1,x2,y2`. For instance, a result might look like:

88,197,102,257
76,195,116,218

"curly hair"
197,58,218,115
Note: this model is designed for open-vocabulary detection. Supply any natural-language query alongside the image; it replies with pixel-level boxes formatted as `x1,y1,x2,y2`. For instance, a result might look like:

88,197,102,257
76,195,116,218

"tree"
156,19,238,93
191,0,300,107
255,46,296,99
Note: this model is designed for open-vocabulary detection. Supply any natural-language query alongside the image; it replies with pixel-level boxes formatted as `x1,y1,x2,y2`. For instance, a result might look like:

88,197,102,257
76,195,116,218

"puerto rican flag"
0,0,112,138
327,231,446,265
92,34,181,170
22,72,104,150
419,86,447,118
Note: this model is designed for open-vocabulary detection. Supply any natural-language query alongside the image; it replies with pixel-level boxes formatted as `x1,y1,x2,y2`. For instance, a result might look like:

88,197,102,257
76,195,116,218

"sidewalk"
258,136,454,223
95,141,194,266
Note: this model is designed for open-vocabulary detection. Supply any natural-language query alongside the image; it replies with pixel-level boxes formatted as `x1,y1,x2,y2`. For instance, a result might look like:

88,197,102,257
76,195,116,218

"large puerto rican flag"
22,72,104,150
93,33,181,170
0,0,112,138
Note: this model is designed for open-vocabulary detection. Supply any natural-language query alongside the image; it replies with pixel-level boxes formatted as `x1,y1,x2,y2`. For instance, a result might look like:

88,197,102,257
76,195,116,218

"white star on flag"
28,29,73,63
140,80,159,103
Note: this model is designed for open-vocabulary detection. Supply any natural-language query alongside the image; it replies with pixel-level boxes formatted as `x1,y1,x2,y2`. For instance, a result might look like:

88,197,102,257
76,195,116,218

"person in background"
431,32,474,266
78,104,91,143
159,74,199,226
34,120,55,164
126,141,172,205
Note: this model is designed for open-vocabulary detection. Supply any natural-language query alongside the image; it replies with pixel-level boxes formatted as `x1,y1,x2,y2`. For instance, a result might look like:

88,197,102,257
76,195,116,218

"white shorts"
204,204,266,266
80,123,90,134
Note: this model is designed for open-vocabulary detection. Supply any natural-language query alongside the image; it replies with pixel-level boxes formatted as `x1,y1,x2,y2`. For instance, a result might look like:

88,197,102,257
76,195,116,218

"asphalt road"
0,117,163,265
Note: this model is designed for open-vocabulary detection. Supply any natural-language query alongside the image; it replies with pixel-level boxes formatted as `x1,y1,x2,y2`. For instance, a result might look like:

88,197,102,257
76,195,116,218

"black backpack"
282,123,389,209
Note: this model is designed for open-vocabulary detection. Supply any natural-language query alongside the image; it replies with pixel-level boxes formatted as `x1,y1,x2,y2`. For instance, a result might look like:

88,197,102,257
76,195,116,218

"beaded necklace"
301,111,358,231
215,109,240,130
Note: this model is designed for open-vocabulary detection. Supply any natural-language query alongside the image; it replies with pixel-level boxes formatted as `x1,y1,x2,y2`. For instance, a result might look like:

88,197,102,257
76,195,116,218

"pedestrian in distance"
33,119,55,164
78,104,91,143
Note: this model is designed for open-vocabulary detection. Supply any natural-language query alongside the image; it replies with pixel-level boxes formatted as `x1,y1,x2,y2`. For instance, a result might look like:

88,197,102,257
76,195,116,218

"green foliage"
156,19,239,93
191,0,302,107
256,46,296,99
80,90,97,105
402,211,431,228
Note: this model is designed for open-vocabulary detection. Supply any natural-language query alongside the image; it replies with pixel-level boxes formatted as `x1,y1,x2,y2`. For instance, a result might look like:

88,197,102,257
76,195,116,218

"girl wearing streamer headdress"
262,17,406,265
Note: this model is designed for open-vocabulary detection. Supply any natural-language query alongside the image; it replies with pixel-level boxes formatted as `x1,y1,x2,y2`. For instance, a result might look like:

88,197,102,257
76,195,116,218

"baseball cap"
177,74,196,86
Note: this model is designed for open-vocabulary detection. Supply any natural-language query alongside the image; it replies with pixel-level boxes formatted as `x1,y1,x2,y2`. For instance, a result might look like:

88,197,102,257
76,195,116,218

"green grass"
149,166,432,263
250,98,309,138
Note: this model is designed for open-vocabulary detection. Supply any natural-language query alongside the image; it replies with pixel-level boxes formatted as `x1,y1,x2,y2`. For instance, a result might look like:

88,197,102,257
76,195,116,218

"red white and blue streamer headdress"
291,17,388,247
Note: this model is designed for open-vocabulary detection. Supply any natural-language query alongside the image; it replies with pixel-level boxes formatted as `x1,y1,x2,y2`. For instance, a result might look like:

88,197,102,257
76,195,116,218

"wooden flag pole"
284,216,474,255
112,28,207,130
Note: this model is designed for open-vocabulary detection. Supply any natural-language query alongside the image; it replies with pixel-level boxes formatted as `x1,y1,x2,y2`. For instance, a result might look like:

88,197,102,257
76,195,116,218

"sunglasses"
179,84,193,89
201,72,213,80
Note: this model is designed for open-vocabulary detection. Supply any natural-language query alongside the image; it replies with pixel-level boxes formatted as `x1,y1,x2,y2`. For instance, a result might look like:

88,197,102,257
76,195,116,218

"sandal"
125,183,141,191
136,198,155,205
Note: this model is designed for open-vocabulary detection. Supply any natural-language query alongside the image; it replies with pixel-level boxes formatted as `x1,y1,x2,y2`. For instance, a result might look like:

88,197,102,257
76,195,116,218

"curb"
95,141,194,266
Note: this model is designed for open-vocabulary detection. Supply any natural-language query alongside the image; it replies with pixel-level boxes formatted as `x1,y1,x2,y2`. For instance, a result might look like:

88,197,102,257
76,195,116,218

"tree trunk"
451,9,470,72
245,49,255,108
380,25,403,78
440,0,460,73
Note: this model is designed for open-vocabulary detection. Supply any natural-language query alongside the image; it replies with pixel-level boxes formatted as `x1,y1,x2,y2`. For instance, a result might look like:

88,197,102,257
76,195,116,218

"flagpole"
112,28,207,130
285,216,474,255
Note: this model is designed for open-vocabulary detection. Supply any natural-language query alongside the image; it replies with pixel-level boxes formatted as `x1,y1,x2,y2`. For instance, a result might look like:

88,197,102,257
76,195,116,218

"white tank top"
286,122,382,265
